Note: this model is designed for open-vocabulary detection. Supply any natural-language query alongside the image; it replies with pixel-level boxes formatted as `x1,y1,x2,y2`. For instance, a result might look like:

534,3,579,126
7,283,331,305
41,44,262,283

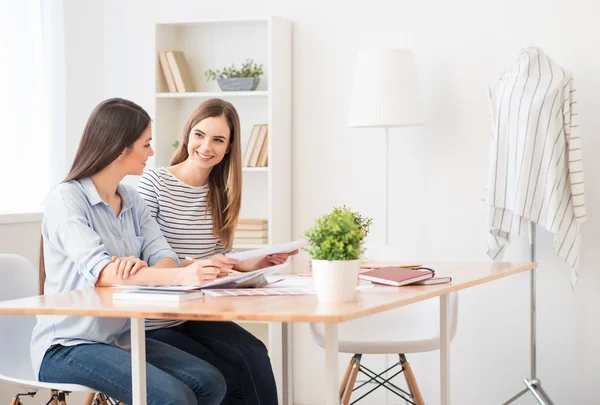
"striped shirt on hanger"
486,47,585,285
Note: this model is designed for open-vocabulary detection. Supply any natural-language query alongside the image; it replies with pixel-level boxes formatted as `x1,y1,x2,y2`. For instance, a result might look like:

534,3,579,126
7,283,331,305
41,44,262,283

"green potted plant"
204,59,264,92
304,206,373,303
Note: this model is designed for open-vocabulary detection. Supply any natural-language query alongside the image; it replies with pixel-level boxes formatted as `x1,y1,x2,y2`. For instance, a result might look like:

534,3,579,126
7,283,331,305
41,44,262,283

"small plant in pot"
304,206,373,303
204,59,264,92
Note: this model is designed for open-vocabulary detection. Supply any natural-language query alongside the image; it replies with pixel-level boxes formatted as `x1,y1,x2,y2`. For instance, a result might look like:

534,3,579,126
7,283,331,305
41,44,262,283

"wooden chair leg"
400,354,424,405
341,355,361,405
339,355,356,401
96,393,108,405
50,390,59,405
83,393,95,405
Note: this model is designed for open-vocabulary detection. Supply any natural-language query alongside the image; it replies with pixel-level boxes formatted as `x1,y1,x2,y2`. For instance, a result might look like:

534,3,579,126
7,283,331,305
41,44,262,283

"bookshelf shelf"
156,91,268,99
154,17,291,405
233,243,269,250
242,167,268,172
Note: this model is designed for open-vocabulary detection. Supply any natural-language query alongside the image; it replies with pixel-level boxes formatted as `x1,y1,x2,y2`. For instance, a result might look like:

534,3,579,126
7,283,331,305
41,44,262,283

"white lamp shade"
348,49,423,127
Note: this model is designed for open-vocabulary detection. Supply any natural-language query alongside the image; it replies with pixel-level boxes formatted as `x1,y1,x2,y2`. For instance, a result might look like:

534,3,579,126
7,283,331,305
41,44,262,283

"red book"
358,266,434,287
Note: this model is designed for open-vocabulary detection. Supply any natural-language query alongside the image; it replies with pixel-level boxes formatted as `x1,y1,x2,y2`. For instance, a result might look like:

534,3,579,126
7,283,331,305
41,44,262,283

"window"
0,0,65,214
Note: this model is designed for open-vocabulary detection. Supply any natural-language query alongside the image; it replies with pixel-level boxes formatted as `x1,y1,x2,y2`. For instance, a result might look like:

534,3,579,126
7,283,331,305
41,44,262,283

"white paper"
199,263,287,288
227,239,308,262
112,263,288,291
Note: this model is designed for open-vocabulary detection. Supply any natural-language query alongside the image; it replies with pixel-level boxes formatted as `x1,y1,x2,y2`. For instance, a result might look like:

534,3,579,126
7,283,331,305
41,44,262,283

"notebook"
410,276,452,285
358,266,434,287
113,289,205,302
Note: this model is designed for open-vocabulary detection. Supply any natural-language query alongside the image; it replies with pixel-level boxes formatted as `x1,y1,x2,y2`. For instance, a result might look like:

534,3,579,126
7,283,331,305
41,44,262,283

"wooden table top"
0,262,536,323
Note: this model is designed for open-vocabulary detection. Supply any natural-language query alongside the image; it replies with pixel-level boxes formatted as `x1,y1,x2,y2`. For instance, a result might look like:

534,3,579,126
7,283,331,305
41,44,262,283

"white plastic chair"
0,254,106,405
310,287,459,405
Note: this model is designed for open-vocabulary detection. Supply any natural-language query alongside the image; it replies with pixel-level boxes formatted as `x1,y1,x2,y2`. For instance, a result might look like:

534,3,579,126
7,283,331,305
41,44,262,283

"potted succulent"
304,206,373,303
204,59,264,91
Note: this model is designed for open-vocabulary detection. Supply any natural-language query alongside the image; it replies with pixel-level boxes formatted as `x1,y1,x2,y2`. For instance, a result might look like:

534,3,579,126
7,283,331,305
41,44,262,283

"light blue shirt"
30,177,180,377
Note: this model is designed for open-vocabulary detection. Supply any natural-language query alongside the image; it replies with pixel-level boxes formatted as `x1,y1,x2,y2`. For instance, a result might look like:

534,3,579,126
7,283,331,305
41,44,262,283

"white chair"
0,254,107,405
310,291,459,405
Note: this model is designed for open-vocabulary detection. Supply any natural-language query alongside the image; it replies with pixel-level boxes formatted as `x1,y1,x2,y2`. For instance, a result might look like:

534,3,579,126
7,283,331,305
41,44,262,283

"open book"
112,240,306,301
113,263,288,294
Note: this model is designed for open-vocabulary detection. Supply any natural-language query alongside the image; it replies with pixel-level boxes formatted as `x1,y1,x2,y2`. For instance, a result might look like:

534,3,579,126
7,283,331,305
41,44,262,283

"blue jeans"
39,339,226,405
147,321,278,405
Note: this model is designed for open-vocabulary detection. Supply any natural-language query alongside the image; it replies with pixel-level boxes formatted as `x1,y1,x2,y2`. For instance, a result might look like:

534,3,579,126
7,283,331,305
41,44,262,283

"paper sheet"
112,263,288,291
227,239,308,262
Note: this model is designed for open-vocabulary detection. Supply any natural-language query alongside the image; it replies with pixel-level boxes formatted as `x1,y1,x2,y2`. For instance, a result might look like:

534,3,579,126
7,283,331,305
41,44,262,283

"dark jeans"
147,321,278,405
39,339,226,405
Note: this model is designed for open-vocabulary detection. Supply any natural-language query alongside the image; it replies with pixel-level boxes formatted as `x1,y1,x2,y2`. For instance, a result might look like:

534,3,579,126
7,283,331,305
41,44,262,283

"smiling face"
121,125,154,176
186,115,231,170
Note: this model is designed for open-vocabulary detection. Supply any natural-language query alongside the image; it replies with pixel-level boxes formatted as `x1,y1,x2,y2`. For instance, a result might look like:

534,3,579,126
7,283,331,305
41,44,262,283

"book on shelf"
165,50,195,92
242,124,269,167
256,132,269,167
236,218,269,230
158,51,177,93
237,218,268,231
235,229,268,238
113,289,204,302
248,124,268,167
234,237,269,245
242,125,261,167
237,223,268,231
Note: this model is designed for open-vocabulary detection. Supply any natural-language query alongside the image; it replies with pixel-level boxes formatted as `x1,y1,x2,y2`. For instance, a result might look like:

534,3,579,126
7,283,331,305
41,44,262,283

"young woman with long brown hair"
33,98,232,405
137,98,296,404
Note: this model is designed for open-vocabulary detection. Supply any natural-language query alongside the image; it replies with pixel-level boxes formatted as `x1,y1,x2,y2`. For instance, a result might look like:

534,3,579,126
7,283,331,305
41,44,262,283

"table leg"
131,318,147,405
324,323,339,405
282,322,293,405
440,294,450,405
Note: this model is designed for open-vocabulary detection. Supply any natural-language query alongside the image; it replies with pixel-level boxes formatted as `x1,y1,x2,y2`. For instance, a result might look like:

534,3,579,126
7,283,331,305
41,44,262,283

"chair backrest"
0,254,40,380
310,291,459,349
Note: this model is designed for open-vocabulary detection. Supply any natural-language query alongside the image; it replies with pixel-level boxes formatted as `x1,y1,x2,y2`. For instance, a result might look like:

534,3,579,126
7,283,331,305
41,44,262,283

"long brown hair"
39,98,152,293
171,98,242,249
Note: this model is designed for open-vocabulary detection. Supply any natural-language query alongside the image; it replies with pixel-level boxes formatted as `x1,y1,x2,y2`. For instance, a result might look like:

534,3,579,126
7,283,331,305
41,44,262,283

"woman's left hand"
259,249,299,268
111,256,148,279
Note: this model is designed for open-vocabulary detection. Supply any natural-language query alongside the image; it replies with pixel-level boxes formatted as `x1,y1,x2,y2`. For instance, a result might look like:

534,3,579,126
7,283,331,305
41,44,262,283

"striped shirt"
137,167,229,329
486,47,586,286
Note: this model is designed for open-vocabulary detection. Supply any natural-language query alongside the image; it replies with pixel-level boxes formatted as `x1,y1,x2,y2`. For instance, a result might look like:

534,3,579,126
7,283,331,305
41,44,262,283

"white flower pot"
311,259,360,303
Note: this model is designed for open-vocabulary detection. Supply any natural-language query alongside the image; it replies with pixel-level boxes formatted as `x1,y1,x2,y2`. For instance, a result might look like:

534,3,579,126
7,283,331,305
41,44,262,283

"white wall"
3,0,600,404
63,0,105,164
0,1,104,403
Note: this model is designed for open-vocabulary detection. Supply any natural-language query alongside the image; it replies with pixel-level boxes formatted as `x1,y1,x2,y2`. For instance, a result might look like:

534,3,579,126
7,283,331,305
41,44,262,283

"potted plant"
304,206,373,303
204,59,264,91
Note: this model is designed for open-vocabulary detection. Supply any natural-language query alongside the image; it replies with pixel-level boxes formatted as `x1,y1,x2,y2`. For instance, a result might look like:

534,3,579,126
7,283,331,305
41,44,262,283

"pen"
184,257,242,274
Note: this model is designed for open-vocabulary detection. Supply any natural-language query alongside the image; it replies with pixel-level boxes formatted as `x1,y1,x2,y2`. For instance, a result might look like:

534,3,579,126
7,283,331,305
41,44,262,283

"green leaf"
303,206,373,261
204,59,264,81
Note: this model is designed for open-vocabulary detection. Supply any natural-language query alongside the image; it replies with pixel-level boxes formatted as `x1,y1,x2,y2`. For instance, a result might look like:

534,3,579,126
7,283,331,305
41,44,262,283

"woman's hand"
111,256,148,280
181,254,239,286
257,249,299,269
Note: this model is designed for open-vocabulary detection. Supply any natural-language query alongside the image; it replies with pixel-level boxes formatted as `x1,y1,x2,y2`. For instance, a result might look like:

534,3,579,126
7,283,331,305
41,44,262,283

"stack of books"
242,124,268,167
234,219,268,245
158,50,195,92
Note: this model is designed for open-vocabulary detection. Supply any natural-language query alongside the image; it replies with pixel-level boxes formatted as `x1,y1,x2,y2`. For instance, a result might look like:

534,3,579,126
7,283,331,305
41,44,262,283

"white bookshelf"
156,91,269,98
154,17,292,404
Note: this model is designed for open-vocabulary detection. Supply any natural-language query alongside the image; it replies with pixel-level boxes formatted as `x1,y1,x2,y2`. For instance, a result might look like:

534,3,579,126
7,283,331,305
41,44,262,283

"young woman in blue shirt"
33,98,235,405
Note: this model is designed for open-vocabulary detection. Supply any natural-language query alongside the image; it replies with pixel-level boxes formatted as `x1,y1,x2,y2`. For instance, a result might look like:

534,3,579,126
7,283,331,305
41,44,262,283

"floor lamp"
348,49,423,244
